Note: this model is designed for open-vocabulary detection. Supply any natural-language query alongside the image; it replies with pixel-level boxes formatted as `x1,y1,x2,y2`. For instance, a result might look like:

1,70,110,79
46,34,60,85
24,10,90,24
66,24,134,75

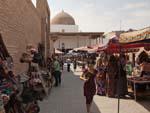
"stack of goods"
0,46,42,113
41,71,52,87
20,47,43,66
30,72,44,95
19,71,41,113
0,57,18,113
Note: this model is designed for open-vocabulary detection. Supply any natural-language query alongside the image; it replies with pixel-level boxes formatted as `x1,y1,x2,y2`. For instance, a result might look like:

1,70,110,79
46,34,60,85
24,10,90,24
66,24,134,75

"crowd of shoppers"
81,54,129,98
80,54,130,113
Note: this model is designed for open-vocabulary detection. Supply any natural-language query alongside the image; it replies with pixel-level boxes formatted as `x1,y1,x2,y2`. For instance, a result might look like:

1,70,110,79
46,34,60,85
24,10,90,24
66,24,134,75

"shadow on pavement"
39,67,101,113
137,97,150,112
65,69,102,113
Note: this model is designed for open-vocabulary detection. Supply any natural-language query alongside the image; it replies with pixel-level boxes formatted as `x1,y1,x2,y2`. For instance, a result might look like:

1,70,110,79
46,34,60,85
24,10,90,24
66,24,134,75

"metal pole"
117,45,121,113
117,18,122,113
117,63,120,113
118,96,120,113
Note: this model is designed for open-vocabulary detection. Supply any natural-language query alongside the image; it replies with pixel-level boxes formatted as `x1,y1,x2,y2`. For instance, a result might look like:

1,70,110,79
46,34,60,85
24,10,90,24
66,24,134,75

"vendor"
140,56,150,77
134,52,150,91
125,56,133,76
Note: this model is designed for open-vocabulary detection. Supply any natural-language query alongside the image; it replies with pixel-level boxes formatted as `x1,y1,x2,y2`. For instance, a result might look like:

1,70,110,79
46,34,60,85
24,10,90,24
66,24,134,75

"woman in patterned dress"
96,58,106,95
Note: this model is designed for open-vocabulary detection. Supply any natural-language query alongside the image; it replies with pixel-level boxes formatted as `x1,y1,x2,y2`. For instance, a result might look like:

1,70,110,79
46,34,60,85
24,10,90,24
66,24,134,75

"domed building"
50,10,104,52
51,10,78,32
51,10,75,25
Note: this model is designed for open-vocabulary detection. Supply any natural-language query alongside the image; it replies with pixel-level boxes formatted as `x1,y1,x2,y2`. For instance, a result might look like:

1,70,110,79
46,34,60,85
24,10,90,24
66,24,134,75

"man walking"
53,58,61,87
73,59,77,71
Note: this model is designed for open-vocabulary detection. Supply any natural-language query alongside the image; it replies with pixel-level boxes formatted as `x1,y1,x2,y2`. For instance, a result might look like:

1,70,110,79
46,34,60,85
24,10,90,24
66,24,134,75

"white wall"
54,36,98,49
51,25,78,32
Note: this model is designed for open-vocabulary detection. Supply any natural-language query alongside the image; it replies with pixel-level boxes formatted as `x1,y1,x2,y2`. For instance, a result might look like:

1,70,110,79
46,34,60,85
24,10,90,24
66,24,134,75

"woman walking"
80,62,97,113
73,60,77,71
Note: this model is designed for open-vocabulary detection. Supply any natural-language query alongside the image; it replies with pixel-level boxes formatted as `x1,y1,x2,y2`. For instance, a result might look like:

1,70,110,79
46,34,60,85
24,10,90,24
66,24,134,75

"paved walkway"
39,65,150,113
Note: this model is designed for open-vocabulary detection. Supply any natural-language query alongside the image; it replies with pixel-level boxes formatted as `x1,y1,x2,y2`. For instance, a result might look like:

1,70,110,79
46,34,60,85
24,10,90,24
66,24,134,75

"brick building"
0,0,50,74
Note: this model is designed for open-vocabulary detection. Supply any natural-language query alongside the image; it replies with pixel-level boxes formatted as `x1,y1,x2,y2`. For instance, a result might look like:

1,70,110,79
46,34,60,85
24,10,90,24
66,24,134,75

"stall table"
128,77,150,101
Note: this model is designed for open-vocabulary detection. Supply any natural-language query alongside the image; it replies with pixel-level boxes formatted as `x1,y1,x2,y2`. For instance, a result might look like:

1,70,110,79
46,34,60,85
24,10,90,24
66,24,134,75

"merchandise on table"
128,76,150,81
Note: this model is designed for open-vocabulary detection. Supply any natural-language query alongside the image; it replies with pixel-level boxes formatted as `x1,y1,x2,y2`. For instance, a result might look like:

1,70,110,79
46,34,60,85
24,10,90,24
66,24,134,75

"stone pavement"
39,64,150,113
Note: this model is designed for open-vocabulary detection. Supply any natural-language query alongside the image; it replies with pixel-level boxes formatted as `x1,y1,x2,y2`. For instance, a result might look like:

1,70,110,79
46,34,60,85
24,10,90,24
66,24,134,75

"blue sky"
32,0,150,32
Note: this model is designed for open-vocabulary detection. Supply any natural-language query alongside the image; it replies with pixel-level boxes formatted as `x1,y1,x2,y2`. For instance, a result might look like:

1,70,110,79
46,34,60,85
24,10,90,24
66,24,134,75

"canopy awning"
55,49,64,54
119,27,150,44
97,37,150,53
73,46,92,52
105,43,150,53
73,45,101,53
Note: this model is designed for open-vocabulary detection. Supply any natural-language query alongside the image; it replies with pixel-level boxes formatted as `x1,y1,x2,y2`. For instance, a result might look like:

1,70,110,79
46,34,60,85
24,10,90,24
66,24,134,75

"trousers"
54,71,61,86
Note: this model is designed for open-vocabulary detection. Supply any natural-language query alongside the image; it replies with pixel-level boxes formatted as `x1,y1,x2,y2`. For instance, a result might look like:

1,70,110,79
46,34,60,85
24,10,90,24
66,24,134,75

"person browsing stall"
53,58,61,87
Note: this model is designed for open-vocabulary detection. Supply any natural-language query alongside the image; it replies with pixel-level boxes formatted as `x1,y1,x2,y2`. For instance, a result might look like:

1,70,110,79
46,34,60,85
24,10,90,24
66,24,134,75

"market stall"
1,46,53,113
0,51,43,113
96,28,150,101
128,76,150,100
119,27,150,101
20,46,51,96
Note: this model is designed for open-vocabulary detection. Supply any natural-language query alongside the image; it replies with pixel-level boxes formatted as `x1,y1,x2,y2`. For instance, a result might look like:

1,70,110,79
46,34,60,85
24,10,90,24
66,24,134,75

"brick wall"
0,0,42,74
